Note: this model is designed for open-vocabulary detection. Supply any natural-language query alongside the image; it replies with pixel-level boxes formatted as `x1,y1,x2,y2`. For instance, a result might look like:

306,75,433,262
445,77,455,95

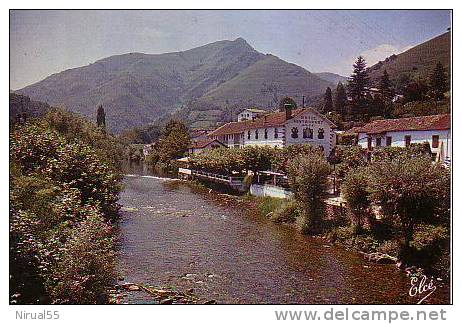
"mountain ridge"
18,38,332,132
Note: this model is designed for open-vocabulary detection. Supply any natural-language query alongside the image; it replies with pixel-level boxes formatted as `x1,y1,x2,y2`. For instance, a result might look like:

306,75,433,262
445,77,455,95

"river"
116,161,449,304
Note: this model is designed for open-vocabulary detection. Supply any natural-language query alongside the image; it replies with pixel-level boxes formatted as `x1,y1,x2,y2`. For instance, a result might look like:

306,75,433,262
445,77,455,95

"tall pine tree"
96,104,106,128
334,82,347,116
379,69,394,117
347,56,370,120
429,62,448,101
323,87,333,113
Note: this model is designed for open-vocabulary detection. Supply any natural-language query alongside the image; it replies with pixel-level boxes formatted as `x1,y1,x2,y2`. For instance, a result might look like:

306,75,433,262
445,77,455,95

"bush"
270,199,300,224
368,155,450,259
10,121,121,304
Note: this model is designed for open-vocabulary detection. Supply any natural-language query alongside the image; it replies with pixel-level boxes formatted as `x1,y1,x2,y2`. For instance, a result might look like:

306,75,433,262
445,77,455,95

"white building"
208,106,336,156
349,114,451,162
237,108,267,122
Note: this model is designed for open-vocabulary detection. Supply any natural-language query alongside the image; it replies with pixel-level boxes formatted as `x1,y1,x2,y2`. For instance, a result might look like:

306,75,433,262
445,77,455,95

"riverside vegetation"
10,108,124,304
189,143,450,280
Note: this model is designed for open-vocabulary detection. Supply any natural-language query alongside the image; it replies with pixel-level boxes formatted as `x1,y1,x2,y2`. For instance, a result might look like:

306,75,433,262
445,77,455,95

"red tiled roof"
208,108,334,137
348,114,450,135
188,138,226,149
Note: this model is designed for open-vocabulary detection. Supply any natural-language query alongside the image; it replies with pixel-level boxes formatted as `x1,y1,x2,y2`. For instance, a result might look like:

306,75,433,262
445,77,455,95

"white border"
2,2,460,323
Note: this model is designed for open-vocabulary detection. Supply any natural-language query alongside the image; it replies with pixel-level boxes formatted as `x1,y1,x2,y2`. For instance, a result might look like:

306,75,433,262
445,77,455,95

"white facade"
357,129,451,161
210,108,336,156
237,109,266,122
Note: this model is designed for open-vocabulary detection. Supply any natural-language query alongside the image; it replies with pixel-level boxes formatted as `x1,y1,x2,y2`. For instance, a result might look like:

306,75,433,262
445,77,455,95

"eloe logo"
409,274,437,304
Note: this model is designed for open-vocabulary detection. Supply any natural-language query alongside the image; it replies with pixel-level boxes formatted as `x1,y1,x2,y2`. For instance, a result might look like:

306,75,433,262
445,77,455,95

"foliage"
323,87,333,113
42,108,124,169
147,120,191,171
287,151,331,233
96,105,106,128
334,82,347,115
278,96,297,111
10,121,121,304
367,156,450,257
329,145,367,179
118,124,162,144
429,62,449,100
341,168,371,233
270,199,301,224
347,56,370,119
272,144,324,174
371,142,432,162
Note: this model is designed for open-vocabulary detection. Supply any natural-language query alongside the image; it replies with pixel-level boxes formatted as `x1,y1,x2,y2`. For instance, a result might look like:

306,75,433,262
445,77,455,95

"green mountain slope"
17,38,332,133
367,31,450,84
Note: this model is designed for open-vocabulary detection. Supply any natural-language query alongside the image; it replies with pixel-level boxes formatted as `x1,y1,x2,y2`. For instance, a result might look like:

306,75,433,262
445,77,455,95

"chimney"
285,103,293,120
302,96,305,108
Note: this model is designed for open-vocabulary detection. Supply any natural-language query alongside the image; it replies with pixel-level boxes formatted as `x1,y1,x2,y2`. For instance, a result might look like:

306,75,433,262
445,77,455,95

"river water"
116,161,449,304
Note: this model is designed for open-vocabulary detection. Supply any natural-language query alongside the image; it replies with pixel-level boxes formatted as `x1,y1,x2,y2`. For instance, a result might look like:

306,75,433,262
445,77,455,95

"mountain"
17,38,332,133
314,72,348,85
367,32,450,85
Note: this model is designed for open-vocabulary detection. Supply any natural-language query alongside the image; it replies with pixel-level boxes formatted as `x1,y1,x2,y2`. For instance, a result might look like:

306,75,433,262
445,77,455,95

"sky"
10,10,451,90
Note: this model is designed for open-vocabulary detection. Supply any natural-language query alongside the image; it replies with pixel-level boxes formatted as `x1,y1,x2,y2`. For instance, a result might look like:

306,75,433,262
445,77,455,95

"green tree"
278,96,297,111
334,82,347,115
323,87,333,113
287,151,331,233
429,62,448,101
378,69,394,117
347,56,370,120
96,105,106,128
148,120,190,170
341,168,371,233
368,156,450,259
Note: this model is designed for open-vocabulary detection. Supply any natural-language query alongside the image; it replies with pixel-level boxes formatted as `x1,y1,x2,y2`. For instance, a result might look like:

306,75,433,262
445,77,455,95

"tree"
334,82,347,115
342,168,371,233
378,69,394,117
404,79,428,102
148,120,190,170
96,105,106,128
287,150,331,233
347,56,370,119
323,87,333,113
278,97,297,111
429,62,448,101
368,156,450,259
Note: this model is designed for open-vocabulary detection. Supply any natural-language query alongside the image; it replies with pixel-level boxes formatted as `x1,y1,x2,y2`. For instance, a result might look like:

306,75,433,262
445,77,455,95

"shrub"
368,155,450,259
270,199,300,224
10,121,121,304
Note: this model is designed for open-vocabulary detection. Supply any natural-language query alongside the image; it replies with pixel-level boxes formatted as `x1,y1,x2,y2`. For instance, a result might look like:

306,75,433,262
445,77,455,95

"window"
318,128,324,139
291,127,299,139
405,135,411,147
376,137,382,147
302,128,308,139
386,136,392,146
274,128,278,139
264,128,268,139
308,128,313,139
367,136,372,150
255,129,259,140
432,135,440,148
247,130,250,140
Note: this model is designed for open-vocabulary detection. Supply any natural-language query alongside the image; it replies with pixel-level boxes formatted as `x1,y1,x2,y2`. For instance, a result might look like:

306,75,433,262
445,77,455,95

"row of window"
247,128,280,140
292,127,324,139
367,135,440,149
